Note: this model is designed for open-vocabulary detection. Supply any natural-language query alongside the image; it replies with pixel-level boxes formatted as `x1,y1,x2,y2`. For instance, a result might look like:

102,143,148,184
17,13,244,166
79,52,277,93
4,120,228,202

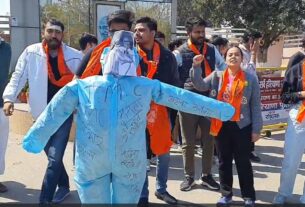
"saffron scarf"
81,37,112,79
210,68,246,136
187,39,212,77
137,41,173,155
42,41,74,87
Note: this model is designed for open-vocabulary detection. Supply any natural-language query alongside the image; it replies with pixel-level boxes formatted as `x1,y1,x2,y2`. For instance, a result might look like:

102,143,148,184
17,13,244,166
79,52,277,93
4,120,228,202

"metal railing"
176,26,246,41
283,34,304,48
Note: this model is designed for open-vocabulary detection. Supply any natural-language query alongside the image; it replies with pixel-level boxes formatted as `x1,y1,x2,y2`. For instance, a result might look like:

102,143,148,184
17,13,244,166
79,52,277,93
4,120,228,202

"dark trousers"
39,115,73,203
216,121,255,201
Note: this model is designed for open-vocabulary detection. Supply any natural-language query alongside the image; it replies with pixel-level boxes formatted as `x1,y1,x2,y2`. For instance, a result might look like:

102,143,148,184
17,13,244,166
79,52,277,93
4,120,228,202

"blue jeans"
278,106,305,203
39,115,73,203
140,152,170,198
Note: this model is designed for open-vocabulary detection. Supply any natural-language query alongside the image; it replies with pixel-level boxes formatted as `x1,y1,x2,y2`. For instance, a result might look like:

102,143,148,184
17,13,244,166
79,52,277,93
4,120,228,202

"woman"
190,46,263,207
273,59,305,204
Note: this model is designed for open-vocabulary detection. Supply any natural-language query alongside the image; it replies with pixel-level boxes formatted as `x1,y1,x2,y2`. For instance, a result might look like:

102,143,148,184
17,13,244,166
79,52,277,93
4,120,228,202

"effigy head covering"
101,30,139,76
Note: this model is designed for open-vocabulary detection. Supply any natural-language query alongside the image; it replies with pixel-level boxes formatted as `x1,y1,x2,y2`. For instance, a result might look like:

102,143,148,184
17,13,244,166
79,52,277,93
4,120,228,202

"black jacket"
138,41,181,87
177,42,216,95
281,60,304,104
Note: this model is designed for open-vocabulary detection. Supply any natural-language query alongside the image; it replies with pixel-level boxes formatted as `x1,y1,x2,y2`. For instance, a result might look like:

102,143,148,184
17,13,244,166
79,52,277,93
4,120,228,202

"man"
0,35,11,193
2,19,82,204
134,17,180,206
79,33,98,55
76,10,134,78
174,17,226,192
239,31,261,162
22,30,235,204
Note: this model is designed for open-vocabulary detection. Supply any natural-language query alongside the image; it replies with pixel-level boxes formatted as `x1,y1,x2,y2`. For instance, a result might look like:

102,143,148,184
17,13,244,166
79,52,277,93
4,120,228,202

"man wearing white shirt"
2,19,82,204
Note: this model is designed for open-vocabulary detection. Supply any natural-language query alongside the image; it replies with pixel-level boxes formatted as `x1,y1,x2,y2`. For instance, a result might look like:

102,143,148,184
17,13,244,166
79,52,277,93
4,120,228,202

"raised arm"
23,81,79,153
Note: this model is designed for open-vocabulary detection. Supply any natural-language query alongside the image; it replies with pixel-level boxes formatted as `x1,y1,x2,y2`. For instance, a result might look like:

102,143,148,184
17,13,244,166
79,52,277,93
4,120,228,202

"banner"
257,67,291,125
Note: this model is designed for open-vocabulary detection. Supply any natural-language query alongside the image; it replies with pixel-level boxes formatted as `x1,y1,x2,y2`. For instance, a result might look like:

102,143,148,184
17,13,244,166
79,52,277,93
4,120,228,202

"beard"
46,38,61,50
190,36,205,46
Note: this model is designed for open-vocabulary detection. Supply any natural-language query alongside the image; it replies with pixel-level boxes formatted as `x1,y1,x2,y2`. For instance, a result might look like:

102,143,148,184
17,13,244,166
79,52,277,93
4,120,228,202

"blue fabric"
39,115,73,203
156,153,170,193
23,75,234,203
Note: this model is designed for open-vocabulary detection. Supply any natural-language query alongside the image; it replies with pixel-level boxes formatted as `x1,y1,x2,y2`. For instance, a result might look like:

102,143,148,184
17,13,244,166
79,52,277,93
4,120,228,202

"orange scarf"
187,39,212,77
296,61,305,123
210,68,246,136
136,41,160,78
137,41,173,155
81,37,112,79
42,41,74,87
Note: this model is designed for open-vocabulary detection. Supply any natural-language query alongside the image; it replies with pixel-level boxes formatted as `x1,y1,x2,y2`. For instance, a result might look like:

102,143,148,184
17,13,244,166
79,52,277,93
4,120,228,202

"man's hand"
252,133,260,142
192,54,204,68
3,102,14,116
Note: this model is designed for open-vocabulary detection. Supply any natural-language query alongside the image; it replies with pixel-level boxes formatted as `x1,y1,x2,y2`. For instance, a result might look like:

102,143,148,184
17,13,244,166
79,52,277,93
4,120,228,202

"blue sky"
0,0,10,15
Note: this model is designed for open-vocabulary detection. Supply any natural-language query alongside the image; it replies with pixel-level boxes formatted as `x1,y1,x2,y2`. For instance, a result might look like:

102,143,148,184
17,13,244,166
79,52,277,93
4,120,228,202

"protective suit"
23,31,235,204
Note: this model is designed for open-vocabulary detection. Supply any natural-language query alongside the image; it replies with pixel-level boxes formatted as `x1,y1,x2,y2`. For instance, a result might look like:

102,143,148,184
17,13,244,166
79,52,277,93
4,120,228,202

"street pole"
171,0,177,40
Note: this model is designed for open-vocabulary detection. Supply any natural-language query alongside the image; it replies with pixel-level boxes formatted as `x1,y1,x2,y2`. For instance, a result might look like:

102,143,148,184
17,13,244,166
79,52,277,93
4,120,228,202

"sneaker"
200,174,220,190
196,147,203,156
244,198,255,207
155,191,177,205
0,182,8,193
150,156,157,165
272,194,286,204
216,196,232,207
138,197,149,207
180,177,195,191
52,187,70,204
250,152,261,162
170,143,182,153
146,159,151,172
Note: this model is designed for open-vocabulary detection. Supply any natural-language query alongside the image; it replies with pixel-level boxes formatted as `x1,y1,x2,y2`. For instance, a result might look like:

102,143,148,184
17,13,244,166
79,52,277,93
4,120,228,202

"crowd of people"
0,9,305,207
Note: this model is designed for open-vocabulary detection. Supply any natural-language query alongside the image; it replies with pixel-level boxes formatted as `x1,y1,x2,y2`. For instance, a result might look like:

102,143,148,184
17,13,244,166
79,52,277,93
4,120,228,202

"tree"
41,0,90,49
177,0,305,63
126,1,171,44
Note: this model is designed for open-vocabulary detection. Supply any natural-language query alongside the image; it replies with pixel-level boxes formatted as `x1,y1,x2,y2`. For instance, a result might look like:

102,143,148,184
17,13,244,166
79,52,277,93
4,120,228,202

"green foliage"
177,0,305,62
41,0,91,49
126,1,172,45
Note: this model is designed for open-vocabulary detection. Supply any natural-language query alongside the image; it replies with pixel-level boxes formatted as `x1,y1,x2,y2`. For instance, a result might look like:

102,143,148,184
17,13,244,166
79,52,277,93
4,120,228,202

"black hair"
185,17,207,33
211,36,228,47
79,33,98,51
155,31,165,39
43,18,65,32
135,17,158,32
107,10,135,30
242,30,262,43
168,38,184,51
224,46,244,59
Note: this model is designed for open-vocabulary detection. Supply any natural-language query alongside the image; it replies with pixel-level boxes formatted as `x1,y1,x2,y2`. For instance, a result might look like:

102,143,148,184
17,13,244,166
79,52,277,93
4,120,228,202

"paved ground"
1,130,305,205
